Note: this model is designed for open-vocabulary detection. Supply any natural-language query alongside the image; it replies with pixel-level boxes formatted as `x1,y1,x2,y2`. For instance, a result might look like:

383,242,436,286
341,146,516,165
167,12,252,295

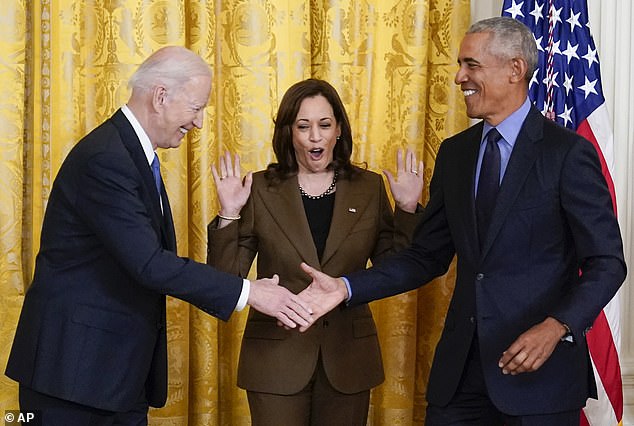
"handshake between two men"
251,262,346,332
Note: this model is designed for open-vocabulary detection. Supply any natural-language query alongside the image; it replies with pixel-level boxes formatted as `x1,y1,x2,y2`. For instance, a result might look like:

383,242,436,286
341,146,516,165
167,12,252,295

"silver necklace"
299,171,337,200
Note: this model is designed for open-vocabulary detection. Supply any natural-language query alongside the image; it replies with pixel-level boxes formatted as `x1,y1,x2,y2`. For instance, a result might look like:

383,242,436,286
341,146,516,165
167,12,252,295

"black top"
301,192,335,260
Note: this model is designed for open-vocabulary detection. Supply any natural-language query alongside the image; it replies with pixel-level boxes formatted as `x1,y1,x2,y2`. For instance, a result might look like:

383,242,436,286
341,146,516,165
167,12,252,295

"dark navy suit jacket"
6,110,243,412
346,106,626,415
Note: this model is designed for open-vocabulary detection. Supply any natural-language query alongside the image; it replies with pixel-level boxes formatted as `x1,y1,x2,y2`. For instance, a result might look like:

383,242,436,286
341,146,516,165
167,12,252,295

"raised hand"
248,275,314,329
211,151,253,226
383,148,425,213
296,263,349,332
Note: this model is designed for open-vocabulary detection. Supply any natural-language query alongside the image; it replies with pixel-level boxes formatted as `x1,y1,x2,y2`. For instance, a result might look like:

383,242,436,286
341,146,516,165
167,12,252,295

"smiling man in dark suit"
5,46,313,425
297,17,626,425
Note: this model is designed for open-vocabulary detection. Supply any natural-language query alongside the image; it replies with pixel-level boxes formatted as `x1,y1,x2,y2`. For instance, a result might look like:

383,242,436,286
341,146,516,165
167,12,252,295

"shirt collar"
121,104,156,165
482,97,532,148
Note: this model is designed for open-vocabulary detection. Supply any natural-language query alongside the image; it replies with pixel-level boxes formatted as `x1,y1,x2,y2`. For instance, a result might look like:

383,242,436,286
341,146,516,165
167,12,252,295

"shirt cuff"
560,322,574,343
235,279,250,311
341,276,352,303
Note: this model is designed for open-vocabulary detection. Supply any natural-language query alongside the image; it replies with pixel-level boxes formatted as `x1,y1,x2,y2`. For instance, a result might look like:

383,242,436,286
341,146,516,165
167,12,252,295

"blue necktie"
151,154,162,197
476,128,502,246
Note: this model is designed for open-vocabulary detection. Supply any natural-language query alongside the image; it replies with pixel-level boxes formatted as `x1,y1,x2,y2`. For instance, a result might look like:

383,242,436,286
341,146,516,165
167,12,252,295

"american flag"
502,1,622,425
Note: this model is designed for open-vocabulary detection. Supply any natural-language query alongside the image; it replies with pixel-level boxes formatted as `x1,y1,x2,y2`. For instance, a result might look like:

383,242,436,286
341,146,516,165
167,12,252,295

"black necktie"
476,128,502,246
151,154,162,198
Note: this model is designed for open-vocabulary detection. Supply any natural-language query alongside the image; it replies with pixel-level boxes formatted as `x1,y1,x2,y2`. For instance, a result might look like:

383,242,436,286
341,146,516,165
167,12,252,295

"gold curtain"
0,0,469,424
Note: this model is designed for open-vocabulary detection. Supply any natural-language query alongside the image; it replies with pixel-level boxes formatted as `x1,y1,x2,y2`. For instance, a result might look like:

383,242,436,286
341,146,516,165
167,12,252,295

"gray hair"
468,17,538,82
128,46,211,91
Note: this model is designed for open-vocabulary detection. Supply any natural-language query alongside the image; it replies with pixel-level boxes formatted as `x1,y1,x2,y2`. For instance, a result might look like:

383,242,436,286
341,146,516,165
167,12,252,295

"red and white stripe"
577,103,623,426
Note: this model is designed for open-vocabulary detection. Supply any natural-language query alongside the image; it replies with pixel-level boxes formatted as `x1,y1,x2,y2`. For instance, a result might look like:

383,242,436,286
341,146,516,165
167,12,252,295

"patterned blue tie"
151,154,162,197
476,128,502,247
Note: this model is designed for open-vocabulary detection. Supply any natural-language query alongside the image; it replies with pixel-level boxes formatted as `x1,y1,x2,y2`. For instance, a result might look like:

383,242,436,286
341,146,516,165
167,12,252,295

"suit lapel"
481,107,543,257
258,176,320,267
321,177,373,266
110,110,174,250
258,173,384,268
451,124,484,262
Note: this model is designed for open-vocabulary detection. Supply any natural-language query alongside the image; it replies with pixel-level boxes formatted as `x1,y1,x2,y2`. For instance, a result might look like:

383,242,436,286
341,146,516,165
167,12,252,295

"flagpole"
544,0,556,120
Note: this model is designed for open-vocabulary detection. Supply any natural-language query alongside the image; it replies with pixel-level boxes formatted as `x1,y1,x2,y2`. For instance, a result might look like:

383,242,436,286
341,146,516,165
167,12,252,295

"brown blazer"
208,168,420,395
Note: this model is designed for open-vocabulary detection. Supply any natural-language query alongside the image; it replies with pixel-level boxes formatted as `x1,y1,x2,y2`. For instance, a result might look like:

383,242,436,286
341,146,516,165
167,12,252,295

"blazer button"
476,273,484,281
469,316,476,324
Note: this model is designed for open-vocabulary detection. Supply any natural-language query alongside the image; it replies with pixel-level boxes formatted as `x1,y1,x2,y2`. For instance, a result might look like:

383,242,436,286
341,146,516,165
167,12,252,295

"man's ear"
152,85,167,109
510,57,529,83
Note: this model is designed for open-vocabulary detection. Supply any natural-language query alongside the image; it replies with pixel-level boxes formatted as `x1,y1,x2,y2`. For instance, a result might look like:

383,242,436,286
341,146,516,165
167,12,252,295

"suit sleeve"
347,144,456,306
367,175,422,267
74,150,243,321
207,190,258,277
548,137,626,339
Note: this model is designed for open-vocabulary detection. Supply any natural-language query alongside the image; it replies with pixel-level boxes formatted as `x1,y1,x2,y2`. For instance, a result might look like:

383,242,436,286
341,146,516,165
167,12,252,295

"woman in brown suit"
207,79,423,425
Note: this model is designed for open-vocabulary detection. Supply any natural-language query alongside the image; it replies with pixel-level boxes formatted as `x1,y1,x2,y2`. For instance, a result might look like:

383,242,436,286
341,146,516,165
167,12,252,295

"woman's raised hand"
383,148,424,213
211,151,253,223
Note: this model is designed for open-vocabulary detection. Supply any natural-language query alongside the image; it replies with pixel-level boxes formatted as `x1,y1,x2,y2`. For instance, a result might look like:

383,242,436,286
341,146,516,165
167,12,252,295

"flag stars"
563,73,574,95
529,0,544,25
578,76,598,99
502,0,606,152
529,69,540,89
534,35,544,52
562,41,579,64
505,0,525,19
566,9,582,32
543,71,560,88
582,46,598,67
549,5,563,28
558,104,574,127
548,39,562,56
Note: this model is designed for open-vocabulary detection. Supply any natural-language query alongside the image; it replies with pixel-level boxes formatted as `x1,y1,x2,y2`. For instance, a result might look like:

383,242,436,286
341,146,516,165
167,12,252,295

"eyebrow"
458,57,481,65
296,117,333,122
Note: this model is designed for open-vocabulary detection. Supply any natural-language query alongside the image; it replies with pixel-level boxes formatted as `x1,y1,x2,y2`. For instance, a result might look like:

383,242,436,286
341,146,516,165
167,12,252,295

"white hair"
468,17,538,82
128,46,211,91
